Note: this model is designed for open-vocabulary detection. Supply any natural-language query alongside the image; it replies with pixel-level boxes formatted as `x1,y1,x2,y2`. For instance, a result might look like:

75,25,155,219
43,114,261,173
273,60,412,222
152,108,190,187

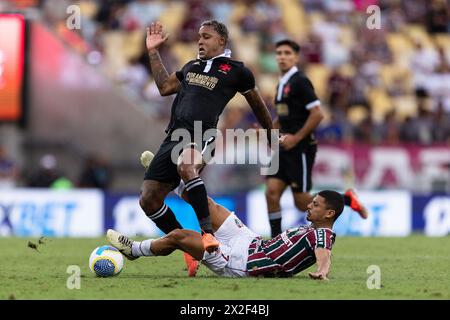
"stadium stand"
0,0,449,192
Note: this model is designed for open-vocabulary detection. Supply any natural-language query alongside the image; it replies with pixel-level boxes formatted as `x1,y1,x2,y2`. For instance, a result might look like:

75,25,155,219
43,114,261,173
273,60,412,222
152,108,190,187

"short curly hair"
200,20,229,45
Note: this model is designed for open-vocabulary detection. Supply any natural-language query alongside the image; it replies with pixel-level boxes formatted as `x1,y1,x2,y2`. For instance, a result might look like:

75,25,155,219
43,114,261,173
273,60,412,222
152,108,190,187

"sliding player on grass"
107,190,343,280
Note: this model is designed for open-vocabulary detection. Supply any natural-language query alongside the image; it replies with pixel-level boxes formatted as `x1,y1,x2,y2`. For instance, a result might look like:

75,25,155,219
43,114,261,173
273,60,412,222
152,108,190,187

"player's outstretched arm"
309,247,331,281
243,88,274,142
146,22,180,96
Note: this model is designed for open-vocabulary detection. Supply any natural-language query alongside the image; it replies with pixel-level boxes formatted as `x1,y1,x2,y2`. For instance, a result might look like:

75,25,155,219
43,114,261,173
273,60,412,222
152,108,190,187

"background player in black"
266,40,368,238
143,20,273,251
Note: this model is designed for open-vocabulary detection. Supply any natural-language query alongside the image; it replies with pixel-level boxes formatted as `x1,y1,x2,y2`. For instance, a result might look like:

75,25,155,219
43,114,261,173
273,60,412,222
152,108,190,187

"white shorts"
202,214,258,278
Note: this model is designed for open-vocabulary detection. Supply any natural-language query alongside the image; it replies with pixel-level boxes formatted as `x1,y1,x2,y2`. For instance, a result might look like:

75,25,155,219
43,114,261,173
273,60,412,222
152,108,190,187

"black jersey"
166,56,255,133
275,68,320,148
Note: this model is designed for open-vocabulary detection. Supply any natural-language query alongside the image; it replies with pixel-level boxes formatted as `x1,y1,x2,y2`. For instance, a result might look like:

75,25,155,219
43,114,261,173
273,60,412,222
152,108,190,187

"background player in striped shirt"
107,189,344,280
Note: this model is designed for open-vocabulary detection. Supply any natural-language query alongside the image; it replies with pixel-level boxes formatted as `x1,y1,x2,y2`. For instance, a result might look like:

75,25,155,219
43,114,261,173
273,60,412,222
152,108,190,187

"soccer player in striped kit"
107,189,344,280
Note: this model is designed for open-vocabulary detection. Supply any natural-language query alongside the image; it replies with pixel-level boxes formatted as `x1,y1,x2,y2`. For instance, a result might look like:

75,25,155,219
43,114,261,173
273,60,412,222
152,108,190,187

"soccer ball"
89,245,124,277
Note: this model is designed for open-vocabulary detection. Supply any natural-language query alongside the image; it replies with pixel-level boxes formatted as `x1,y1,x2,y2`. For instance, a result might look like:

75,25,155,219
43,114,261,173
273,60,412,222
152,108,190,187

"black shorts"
144,133,216,189
266,144,317,193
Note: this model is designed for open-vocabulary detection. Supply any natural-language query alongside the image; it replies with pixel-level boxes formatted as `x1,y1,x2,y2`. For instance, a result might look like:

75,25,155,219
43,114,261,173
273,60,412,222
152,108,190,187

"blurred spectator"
313,12,340,46
316,113,353,144
379,110,401,144
399,102,434,144
384,1,407,32
426,0,449,33
402,0,428,24
312,11,351,66
258,41,278,73
78,155,112,189
435,46,450,73
432,101,450,143
207,0,234,25
387,75,408,97
323,0,354,13
327,67,352,114
143,80,173,118
121,0,167,31
27,154,61,187
116,56,150,97
300,32,323,64
398,115,414,143
360,29,392,64
178,0,212,42
42,0,71,27
410,40,440,91
95,0,127,31
303,0,325,12
347,65,375,108
238,0,263,33
259,17,288,48
323,34,350,67
255,0,283,26
353,114,383,144
423,46,450,112
0,146,18,189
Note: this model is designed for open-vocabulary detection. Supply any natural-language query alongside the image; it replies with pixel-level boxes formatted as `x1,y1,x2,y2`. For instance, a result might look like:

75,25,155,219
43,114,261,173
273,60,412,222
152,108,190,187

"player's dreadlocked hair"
317,190,344,221
201,20,229,45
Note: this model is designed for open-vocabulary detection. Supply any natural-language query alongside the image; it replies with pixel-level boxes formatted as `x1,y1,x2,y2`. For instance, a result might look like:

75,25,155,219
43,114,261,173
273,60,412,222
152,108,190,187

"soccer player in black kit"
140,20,273,254
266,39,368,238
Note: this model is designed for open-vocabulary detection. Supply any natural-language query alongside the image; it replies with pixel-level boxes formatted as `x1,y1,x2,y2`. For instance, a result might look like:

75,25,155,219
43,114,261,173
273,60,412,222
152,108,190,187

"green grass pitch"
1,236,449,300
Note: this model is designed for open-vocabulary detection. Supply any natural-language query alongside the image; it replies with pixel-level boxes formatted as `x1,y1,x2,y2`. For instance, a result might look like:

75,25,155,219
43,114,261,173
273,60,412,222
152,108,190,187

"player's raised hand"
146,21,169,52
308,271,329,281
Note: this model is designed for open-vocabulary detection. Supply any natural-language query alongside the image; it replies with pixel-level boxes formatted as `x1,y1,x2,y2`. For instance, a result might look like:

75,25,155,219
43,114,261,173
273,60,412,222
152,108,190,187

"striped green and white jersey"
246,226,335,277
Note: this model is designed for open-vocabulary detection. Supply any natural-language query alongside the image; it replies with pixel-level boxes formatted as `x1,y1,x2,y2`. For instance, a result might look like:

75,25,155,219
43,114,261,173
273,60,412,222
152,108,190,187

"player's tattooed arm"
309,248,331,281
243,88,274,142
148,51,180,96
146,22,180,96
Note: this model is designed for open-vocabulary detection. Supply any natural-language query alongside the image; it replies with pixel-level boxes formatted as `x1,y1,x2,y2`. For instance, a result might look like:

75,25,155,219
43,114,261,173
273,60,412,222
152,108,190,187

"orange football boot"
345,189,369,219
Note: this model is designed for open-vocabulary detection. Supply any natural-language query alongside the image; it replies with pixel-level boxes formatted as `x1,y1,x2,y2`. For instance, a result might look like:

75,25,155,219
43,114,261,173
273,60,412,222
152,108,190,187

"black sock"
147,203,182,234
185,177,213,234
269,211,282,238
342,194,351,206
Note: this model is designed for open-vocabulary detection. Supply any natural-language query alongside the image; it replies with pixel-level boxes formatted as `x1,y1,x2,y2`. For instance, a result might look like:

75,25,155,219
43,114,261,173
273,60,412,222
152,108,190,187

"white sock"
269,211,282,220
131,239,154,257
